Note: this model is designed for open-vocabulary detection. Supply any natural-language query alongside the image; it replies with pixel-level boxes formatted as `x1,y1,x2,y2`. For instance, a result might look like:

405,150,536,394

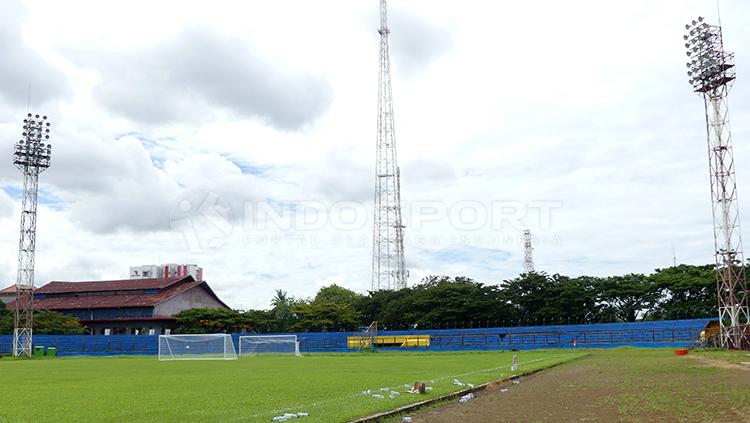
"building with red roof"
1,285,19,305
5,275,229,335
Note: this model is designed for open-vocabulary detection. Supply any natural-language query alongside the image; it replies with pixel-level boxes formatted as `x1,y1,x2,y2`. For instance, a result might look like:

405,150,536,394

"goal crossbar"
239,335,302,357
158,334,237,361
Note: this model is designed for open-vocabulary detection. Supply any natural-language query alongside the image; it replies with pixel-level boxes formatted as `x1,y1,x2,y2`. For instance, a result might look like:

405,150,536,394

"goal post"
239,335,302,357
158,334,237,361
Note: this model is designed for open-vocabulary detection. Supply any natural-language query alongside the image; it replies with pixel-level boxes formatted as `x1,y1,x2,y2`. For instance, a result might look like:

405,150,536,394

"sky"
1,0,749,310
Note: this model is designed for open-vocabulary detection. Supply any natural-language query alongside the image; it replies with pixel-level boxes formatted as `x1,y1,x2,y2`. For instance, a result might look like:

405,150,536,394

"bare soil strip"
400,349,750,423
351,355,584,423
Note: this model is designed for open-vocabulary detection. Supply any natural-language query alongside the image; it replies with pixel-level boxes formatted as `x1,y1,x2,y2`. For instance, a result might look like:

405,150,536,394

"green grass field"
0,350,582,423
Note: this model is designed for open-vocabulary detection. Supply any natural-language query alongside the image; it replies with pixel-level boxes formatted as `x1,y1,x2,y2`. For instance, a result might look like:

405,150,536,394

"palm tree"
271,290,289,308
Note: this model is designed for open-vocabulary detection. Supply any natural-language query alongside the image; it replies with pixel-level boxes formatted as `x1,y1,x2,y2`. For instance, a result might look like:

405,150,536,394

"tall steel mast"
372,0,407,291
523,230,534,274
684,17,749,349
12,113,52,357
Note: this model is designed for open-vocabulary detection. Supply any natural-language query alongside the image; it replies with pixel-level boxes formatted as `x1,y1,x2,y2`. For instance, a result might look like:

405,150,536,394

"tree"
34,310,86,335
288,284,364,332
313,284,363,307
597,274,660,322
500,273,603,325
0,308,84,335
174,308,246,333
649,264,716,320
271,289,296,332
0,301,11,334
291,301,361,332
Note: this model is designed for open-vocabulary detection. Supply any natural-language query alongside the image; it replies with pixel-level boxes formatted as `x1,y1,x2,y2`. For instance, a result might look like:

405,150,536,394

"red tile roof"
7,277,230,312
35,277,189,294
1,285,36,294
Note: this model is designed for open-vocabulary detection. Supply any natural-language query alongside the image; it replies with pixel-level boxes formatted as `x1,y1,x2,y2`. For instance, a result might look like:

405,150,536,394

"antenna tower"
12,113,52,357
684,17,749,349
372,0,407,291
523,230,534,273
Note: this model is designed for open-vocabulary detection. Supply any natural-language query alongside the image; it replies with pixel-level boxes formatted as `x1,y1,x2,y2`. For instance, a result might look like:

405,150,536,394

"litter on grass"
362,389,372,395
379,387,390,392
500,388,509,392
452,379,466,387
458,393,474,403
271,412,309,421
372,394,385,399
408,382,427,394
512,380,520,385
402,417,413,422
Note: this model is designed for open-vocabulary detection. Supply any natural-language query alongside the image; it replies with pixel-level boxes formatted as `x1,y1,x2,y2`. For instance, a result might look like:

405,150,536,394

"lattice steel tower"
523,230,534,273
12,113,52,357
684,17,749,349
372,0,407,291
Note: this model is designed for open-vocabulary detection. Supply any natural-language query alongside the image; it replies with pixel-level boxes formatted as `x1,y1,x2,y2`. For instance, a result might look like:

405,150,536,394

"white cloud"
0,0,749,308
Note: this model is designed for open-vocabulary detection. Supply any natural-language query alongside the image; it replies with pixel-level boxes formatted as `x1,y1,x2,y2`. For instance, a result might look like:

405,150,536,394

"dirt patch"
406,358,621,423
687,354,750,371
403,350,750,423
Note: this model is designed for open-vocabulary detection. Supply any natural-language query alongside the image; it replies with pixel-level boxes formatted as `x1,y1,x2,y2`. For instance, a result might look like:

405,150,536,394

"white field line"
233,353,579,421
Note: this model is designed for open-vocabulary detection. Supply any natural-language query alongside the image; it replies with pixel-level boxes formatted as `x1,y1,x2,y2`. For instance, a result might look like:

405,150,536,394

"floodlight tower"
12,113,52,357
523,230,534,273
684,17,749,349
372,0,407,291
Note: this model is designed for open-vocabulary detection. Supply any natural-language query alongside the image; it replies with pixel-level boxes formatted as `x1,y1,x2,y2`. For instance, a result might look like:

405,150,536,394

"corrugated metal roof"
7,278,230,312
1,285,36,294
35,277,189,294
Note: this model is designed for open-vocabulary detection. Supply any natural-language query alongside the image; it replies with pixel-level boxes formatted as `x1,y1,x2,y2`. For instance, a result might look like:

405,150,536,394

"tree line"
174,264,717,334
0,264,717,335
0,301,85,335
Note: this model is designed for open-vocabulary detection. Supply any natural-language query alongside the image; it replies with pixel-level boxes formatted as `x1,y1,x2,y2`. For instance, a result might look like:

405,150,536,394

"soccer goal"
239,335,302,357
158,334,237,361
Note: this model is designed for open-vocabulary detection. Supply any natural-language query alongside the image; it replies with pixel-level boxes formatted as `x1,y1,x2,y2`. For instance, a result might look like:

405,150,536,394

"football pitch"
0,350,582,422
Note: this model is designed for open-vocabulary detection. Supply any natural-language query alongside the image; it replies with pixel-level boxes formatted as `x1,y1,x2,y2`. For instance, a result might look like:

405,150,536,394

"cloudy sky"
1,0,749,309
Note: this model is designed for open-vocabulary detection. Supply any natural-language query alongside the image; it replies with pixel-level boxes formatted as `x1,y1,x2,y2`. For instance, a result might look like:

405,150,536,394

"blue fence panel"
0,318,711,357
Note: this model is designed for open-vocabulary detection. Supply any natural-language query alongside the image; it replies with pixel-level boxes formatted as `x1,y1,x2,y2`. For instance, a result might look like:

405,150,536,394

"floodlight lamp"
698,16,704,22
27,113,31,117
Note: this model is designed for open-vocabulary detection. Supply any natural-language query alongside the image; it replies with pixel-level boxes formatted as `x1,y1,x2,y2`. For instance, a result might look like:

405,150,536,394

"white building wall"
129,264,203,281
154,285,226,316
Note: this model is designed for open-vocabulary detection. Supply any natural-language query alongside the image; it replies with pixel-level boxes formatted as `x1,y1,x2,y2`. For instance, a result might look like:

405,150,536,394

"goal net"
239,335,301,356
158,334,237,361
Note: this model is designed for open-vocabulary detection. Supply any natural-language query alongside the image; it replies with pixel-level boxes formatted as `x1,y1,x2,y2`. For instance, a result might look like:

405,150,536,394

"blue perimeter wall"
0,319,710,357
